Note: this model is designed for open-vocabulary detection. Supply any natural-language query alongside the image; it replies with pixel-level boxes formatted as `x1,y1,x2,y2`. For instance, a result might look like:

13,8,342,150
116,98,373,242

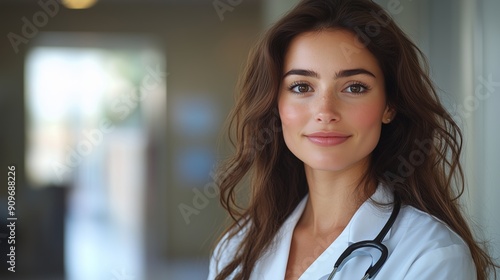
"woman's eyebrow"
283,68,376,79
335,68,376,78
283,69,319,79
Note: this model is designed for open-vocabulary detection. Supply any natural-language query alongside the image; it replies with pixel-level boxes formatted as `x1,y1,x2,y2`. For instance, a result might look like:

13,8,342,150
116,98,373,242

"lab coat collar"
346,184,395,243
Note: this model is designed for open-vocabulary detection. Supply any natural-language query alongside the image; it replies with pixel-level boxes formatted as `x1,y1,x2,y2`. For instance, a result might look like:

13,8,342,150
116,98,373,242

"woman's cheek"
279,99,303,127
278,99,308,145
350,103,384,141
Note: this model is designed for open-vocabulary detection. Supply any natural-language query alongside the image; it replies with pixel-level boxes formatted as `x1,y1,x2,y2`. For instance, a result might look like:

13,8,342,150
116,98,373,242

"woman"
208,0,498,279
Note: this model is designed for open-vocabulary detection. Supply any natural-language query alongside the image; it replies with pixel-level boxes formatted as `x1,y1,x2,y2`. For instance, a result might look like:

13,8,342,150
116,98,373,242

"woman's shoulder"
208,222,248,279
396,205,468,247
393,205,474,270
372,186,469,248
387,205,476,279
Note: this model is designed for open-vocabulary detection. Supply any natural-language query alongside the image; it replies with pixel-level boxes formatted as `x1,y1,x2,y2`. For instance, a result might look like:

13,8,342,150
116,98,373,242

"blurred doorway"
25,32,166,280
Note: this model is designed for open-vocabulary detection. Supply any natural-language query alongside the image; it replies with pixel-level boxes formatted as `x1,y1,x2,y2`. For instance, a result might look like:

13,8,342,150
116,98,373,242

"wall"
476,0,500,269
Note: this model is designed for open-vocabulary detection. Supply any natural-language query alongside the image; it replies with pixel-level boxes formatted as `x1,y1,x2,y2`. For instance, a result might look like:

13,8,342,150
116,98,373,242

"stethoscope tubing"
326,192,401,280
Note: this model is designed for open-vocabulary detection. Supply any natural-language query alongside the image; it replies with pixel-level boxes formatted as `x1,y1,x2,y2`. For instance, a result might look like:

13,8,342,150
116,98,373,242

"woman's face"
278,29,393,174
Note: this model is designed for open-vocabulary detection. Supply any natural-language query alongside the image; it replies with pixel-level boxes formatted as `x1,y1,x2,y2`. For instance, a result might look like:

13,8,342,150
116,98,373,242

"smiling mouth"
305,133,351,146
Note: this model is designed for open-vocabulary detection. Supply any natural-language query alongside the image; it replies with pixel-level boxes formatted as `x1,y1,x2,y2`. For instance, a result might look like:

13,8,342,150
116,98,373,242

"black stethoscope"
325,193,401,280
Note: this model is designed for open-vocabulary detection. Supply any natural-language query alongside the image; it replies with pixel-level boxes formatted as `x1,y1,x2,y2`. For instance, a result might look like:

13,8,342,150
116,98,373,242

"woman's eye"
290,83,312,93
344,83,368,94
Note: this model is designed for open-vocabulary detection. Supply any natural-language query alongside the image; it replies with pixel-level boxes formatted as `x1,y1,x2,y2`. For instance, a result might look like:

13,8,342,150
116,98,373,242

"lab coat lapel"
252,196,308,280
346,185,395,243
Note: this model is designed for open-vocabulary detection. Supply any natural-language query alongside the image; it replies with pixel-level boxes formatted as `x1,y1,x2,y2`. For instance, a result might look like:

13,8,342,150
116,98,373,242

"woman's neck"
299,162,376,237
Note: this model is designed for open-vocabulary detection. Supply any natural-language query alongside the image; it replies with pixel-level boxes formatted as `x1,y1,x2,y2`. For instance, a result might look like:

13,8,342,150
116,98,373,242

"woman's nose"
314,94,340,123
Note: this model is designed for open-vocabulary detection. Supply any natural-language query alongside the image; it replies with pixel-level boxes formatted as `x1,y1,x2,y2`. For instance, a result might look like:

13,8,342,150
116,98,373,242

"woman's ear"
382,106,396,124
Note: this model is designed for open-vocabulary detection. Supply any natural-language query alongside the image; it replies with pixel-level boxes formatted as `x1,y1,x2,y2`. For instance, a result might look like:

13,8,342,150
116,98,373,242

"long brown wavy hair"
213,0,498,279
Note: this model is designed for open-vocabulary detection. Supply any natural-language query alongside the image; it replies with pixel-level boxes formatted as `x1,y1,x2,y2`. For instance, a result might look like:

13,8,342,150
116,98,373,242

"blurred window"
25,32,165,280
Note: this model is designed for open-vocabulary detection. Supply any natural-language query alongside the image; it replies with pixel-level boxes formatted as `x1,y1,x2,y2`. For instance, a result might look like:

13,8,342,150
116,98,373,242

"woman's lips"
305,132,351,146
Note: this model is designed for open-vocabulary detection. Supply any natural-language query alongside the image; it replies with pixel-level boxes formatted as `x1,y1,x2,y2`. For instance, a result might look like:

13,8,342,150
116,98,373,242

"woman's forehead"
283,29,383,79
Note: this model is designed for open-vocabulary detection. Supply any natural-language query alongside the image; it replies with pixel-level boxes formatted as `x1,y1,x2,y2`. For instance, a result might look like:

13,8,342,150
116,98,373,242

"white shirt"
208,185,476,279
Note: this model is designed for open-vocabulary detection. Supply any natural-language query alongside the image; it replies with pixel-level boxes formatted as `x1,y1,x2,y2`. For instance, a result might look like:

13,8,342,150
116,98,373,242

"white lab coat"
208,185,476,279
